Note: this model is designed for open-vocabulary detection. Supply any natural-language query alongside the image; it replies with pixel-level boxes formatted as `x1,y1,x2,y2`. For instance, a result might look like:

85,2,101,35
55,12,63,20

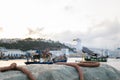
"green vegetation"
0,38,73,51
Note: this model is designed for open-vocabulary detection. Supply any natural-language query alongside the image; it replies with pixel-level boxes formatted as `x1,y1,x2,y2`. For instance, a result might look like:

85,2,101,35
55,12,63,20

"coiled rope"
0,61,100,80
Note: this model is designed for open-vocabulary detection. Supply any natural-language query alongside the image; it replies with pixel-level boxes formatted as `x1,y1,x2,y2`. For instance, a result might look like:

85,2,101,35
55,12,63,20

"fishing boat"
84,56,107,62
25,61,53,65
25,59,67,65
82,47,108,62
24,49,67,65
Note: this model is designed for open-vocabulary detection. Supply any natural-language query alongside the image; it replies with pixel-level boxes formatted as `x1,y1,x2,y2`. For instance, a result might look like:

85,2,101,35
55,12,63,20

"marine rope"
0,61,100,80
56,62,84,80
56,61,100,80
0,63,36,80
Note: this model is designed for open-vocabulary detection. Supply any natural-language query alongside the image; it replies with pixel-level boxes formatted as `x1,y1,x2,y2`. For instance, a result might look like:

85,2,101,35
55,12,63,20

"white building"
0,48,25,58
50,48,69,57
0,38,20,43
3,49,25,57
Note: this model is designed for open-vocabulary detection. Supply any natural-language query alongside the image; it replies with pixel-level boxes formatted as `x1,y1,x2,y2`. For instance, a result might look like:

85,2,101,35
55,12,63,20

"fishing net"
0,64,120,80
83,64,120,80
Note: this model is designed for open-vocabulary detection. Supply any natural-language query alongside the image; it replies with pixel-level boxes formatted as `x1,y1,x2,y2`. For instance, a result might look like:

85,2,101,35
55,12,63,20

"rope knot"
10,63,17,70
0,63,36,80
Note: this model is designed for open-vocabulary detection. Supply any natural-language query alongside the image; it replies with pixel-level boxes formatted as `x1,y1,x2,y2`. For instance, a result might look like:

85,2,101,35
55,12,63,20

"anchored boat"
82,47,108,62
25,49,67,65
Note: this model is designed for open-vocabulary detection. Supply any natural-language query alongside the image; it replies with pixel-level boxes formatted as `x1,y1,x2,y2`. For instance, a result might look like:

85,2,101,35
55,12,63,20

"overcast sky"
0,0,120,49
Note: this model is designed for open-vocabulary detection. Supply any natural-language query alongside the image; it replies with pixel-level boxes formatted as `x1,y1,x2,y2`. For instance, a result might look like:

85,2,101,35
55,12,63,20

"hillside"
0,38,73,51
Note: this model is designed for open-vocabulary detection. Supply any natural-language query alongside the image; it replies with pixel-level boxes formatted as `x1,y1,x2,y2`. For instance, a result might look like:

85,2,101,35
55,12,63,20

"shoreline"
0,58,120,71
0,59,26,67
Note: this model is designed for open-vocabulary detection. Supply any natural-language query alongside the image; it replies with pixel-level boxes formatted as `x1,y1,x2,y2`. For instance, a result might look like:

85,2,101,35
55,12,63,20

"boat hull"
25,60,67,65
85,57,107,62
25,62,53,65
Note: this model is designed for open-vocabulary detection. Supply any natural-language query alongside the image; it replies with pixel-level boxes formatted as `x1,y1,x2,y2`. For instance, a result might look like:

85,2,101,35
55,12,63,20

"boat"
25,61,53,65
25,50,67,65
82,47,108,62
84,56,107,62
24,59,67,65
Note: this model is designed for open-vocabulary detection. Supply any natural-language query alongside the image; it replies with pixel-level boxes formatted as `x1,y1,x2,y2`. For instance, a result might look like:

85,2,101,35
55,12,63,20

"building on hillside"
0,38,20,43
0,48,26,59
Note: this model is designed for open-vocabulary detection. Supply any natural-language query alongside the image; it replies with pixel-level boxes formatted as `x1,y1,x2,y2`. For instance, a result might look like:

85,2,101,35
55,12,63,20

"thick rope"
56,62,84,80
0,63,36,80
57,61,100,80
0,61,100,80
77,61,100,67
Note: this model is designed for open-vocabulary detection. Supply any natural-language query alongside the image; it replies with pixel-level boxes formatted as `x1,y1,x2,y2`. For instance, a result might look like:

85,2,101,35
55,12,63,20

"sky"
0,0,120,49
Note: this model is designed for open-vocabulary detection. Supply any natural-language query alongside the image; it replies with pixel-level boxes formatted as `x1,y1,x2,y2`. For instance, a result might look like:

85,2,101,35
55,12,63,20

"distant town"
0,38,120,60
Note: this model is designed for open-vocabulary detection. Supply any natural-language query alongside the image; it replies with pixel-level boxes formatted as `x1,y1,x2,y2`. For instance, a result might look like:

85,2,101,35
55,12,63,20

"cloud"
64,5,73,11
50,30,85,44
27,27,44,35
0,27,3,32
89,19,120,39
50,19,120,49
83,19,120,48
26,27,48,39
